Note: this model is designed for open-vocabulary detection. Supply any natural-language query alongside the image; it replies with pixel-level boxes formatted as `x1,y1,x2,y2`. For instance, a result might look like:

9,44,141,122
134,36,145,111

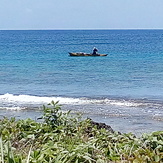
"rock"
89,118,114,133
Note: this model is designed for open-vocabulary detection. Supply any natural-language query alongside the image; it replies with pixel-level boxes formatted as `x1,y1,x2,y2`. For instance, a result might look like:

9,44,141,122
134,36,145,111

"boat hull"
69,52,108,57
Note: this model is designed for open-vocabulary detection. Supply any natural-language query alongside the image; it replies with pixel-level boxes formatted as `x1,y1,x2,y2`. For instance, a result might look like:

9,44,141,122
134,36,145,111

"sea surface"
0,30,163,135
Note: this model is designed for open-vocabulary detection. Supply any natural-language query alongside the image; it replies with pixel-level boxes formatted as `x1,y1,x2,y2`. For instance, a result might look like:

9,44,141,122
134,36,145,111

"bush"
0,101,162,162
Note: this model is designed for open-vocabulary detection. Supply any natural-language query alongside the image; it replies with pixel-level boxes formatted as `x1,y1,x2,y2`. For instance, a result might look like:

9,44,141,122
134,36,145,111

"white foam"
105,99,142,107
3,106,26,110
0,93,150,109
0,93,80,105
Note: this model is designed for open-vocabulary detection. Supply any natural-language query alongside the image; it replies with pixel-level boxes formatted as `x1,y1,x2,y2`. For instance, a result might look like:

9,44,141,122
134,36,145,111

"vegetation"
0,101,162,163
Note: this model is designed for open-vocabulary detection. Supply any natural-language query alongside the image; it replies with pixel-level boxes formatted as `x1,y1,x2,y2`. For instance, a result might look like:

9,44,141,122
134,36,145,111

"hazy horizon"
1,0,163,30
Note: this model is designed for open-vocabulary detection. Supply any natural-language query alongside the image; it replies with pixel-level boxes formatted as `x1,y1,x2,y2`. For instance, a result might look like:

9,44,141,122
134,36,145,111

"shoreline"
0,106,162,136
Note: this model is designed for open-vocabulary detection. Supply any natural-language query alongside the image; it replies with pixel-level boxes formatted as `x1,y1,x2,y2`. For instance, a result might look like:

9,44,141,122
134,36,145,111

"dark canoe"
69,52,108,57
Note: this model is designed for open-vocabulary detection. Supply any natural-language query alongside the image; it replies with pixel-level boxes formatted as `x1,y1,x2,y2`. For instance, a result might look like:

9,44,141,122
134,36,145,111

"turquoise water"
0,30,163,134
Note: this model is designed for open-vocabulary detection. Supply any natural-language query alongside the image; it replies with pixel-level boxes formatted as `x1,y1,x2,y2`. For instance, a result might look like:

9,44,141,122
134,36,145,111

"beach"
0,101,162,136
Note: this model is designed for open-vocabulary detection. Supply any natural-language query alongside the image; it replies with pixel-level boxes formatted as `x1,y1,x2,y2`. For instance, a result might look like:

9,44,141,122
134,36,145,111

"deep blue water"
0,30,163,133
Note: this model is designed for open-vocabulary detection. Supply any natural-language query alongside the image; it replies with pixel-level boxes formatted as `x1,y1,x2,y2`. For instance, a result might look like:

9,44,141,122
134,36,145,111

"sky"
0,0,163,30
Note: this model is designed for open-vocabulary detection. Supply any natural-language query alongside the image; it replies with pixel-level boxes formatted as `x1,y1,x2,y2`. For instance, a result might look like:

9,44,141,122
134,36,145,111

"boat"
69,52,108,57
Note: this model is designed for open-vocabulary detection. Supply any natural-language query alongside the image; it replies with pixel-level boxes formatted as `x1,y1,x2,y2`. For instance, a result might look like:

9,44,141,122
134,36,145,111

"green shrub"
0,101,162,162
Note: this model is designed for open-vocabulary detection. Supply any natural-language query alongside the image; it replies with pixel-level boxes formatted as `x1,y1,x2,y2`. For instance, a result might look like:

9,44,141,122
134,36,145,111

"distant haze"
0,0,163,30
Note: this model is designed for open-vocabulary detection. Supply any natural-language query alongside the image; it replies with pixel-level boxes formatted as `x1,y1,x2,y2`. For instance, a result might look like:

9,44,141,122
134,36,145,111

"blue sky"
0,0,163,30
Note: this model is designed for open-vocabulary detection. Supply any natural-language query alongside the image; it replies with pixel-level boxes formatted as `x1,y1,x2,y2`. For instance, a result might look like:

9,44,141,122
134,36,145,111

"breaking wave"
0,93,163,110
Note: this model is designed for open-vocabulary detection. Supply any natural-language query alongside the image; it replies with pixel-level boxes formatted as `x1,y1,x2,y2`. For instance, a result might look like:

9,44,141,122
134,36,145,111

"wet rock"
89,118,114,133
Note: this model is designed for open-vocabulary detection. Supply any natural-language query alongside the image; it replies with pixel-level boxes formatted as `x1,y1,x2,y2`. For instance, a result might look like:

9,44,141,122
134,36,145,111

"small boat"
69,52,108,57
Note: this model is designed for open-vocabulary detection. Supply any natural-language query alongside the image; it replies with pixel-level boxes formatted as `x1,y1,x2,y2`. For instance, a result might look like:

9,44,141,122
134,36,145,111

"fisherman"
92,47,98,55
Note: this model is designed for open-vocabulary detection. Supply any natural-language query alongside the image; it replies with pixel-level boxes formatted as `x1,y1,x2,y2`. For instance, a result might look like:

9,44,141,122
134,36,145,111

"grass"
0,101,162,162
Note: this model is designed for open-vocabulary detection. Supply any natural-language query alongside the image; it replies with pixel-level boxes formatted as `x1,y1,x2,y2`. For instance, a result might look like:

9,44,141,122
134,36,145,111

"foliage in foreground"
0,101,162,163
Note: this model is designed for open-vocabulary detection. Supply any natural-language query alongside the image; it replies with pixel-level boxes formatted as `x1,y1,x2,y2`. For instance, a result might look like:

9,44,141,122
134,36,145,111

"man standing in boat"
92,47,98,55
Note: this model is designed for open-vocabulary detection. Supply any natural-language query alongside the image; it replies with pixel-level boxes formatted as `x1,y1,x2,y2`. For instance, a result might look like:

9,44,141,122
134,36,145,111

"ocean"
0,30,163,135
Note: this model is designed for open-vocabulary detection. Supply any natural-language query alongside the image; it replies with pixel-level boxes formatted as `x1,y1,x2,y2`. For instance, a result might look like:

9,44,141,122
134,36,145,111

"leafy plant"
0,101,162,162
